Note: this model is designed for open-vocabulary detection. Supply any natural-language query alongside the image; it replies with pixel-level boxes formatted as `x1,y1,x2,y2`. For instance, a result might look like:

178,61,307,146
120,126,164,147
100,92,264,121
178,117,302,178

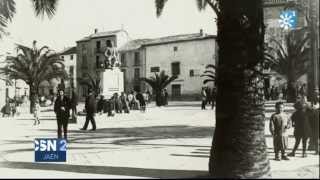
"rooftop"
77,29,125,42
59,46,77,55
119,32,216,51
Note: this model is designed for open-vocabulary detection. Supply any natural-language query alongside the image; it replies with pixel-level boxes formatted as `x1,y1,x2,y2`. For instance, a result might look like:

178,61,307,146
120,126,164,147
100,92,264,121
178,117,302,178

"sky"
0,0,217,55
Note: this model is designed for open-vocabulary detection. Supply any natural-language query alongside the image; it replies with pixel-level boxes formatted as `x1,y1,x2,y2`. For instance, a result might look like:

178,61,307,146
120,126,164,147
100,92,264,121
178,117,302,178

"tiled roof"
118,33,216,51
143,33,216,46
77,29,124,42
59,46,76,55
118,39,152,51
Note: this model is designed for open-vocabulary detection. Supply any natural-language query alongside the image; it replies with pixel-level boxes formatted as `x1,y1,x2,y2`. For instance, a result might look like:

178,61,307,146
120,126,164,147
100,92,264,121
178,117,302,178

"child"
269,101,291,161
33,100,40,125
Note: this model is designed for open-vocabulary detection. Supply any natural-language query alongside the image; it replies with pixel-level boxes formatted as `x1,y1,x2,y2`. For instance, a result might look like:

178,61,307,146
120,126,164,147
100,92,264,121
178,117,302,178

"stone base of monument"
100,68,124,99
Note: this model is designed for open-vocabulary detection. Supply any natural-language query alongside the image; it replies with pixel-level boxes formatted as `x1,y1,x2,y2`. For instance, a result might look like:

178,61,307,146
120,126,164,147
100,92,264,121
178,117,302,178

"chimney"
94,28,98,34
200,29,204,36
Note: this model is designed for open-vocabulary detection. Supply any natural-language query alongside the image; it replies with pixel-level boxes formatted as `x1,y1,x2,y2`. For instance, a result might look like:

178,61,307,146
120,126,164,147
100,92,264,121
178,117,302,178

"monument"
100,41,124,99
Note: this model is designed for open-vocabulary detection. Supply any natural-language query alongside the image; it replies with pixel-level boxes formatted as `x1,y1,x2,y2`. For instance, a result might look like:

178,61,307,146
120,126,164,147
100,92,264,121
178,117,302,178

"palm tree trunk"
155,90,162,106
287,80,297,103
209,0,270,178
29,85,37,114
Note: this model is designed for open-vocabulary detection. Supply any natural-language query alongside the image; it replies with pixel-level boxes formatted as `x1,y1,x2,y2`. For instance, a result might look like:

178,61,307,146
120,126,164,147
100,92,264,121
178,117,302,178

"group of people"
1,96,26,117
97,90,151,117
269,97,319,161
265,83,308,101
49,88,155,140
201,87,216,110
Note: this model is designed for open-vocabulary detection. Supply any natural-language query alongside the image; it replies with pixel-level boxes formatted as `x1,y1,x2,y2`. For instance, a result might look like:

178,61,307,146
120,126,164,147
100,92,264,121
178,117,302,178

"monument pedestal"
100,68,124,99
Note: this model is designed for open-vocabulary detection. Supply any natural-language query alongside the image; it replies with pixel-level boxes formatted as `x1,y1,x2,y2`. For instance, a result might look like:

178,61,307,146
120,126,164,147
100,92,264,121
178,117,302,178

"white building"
119,30,217,100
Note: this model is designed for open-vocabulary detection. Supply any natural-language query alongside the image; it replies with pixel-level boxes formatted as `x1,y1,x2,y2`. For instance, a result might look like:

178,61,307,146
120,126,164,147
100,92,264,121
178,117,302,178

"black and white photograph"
0,0,319,178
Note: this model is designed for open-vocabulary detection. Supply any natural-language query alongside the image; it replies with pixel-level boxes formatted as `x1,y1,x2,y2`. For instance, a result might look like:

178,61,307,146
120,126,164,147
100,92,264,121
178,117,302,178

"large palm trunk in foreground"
209,0,270,178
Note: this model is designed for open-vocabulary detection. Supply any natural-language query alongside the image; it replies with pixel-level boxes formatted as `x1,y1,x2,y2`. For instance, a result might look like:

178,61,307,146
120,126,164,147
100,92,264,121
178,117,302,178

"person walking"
136,91,146,112
120,92,129,113
288,101,312,157
269,101,291,161
70,89,78,121
163,89,169,106
128,91,134,110
282,85,287,101
307,100,319,154
54,89,70,140
97,95,105,114
33,99,41,125
201,87,207,110
299,83,307,102
80,89,97,131
211,87,217,110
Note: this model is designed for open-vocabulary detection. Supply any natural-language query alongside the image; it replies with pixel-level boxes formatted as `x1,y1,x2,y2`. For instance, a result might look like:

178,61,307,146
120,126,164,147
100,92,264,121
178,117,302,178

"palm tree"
0,0,58,38
201,64,216,85
78,72,101,97
266,29,310,102
155,0,270,178
140,70,177,106
0,40,67,113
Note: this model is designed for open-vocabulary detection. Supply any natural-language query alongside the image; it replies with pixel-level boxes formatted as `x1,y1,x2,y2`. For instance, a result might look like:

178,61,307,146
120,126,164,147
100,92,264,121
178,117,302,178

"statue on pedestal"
104,41,121,69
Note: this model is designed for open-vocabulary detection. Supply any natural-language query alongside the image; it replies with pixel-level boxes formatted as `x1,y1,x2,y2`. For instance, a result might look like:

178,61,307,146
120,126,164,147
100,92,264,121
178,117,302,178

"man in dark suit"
81,88,97,131
54,89,70,140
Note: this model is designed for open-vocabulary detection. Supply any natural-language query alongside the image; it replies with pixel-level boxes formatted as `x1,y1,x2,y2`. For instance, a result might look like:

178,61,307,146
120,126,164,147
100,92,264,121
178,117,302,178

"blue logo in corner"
34,138,67,162
279,10,297,30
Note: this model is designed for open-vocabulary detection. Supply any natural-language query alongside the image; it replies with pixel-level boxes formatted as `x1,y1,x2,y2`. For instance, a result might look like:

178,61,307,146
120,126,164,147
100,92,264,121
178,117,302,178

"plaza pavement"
0,101,318,179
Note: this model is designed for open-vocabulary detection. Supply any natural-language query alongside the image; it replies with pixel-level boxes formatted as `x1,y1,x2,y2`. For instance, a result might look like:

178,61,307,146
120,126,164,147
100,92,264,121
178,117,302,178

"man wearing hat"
81,88,97,131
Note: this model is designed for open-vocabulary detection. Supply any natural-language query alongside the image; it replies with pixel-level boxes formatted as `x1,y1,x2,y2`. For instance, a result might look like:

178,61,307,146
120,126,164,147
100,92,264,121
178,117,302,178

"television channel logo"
34,138,67,162
279,10,297,30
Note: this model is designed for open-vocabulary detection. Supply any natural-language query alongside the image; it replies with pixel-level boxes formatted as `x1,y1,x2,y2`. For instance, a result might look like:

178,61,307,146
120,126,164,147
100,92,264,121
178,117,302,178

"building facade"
60,46,77,95
76,29,129,101
119,30,217,100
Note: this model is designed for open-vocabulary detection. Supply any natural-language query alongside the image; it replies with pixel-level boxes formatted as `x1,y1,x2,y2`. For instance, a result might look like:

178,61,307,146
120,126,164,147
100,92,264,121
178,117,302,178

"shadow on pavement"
0,161,208,178
40,125,215,146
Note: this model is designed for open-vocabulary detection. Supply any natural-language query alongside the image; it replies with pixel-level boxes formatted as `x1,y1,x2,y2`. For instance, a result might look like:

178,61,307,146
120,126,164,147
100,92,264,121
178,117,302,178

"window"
70,55,74,60
134,68,140,80
189,70,194,77
82,55,88,69
173,46,178,51
82,44,87,54
171,62,180,76
96,41,101,53
69,66,74,76
151,67,160,73
106,40,112,48
121,53,126,66
172,84,181,98
134,52,140,66
96,56,102,68
82,86,87,97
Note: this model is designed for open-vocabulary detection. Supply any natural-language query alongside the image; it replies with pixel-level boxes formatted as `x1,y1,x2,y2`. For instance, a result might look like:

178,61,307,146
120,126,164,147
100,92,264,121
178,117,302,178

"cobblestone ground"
0,101,318,178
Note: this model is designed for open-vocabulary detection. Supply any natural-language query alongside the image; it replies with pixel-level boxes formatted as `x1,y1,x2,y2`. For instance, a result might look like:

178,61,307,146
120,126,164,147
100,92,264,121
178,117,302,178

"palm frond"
31,0,59,19
0,0,15,38
155,0,168,17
